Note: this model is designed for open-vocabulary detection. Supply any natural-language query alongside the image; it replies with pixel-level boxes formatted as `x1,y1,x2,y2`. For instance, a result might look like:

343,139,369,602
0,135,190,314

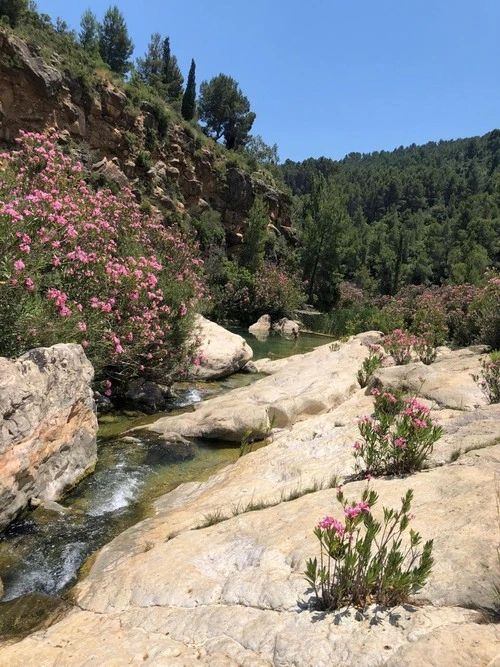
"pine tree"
136,33,163,87
79,9,100,54
198,74,255,149
240,197,269,273
181,59,196,121
98,5,134,75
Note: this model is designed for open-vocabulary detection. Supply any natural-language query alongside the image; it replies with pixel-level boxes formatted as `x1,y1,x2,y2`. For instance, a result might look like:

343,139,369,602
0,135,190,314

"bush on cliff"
0,131,205,386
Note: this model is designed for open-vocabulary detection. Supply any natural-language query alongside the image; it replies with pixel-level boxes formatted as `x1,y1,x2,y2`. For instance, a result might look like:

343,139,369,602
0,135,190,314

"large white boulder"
187,315,253,380
0,344,98,530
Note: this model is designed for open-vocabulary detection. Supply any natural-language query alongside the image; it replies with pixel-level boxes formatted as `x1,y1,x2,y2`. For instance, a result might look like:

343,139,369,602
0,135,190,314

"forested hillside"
282,132,500,305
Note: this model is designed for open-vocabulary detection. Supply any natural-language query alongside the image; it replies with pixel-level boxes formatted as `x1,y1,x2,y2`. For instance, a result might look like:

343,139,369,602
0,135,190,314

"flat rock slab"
373,348,487,410
2,342,500,665
146,333,378,442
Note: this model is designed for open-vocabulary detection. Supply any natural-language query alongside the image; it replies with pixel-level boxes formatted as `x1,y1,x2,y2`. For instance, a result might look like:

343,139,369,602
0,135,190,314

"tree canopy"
0,0,28,27
98,5,134,75
281,130,500,302
198,74,255,149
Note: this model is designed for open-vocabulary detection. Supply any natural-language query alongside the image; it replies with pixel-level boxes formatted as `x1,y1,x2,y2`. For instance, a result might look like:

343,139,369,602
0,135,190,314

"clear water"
0,328,332,604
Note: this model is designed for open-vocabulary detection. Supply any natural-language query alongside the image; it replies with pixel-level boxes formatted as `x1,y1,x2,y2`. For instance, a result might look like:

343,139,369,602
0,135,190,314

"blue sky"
36,0,500,162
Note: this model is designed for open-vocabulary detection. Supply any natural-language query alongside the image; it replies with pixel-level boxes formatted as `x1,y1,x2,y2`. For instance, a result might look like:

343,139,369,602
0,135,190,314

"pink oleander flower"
78,322,87,332
317,516,345,537
13,259,25,271
344,501,370,519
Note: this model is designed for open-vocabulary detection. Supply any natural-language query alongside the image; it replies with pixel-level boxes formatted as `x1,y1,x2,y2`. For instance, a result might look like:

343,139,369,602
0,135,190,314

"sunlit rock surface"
1,342,499,665
0,344,97,530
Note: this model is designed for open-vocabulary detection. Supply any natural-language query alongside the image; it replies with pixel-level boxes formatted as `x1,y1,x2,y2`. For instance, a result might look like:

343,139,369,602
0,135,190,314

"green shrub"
353,391,442,476
305,486,434,611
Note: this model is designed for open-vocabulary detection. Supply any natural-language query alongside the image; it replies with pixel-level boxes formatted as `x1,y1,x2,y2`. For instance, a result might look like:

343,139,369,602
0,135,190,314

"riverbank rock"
0,344,97,531
1,342,499,665
146,333,379,442
272,317,301,336
187,315,253,380
248,314,271,339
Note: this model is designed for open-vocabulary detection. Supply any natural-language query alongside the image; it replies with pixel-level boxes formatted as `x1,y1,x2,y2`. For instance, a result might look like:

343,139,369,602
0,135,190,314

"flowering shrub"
253,263,305,321
208,259,304,324
470,273,500,350
0,131,205,384
304,486,434,610
473,355,500,404
382,329,417,365
371,386,406,418
413,336,437,365
357,343,384,388
353,392,443,476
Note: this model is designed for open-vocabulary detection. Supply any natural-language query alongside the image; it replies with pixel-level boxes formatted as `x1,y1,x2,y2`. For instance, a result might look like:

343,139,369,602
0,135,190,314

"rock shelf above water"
1,337,499,665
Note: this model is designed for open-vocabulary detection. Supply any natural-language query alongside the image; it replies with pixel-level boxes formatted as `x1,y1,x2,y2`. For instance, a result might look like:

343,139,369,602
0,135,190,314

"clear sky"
36,0,500,162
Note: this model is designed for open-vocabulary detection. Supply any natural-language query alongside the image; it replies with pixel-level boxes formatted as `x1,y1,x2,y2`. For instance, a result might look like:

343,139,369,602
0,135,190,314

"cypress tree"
181,59,196,121
161,36,184,101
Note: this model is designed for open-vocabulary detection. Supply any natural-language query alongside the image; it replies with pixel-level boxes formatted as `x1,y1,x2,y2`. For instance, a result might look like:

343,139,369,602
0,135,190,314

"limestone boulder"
149,334,376,442
0,344,97,530
187,315,253,381
272,317,301,336
248,314,271,339
373,347,487,410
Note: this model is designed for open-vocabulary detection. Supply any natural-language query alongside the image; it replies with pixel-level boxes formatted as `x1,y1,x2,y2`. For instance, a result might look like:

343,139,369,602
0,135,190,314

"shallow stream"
0,328,331,606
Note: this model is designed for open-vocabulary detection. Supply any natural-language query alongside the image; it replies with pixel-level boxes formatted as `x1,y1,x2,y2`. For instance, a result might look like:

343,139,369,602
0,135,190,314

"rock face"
0,344,97,530
187,315,253,381
0,30,296,255
1,343,500,665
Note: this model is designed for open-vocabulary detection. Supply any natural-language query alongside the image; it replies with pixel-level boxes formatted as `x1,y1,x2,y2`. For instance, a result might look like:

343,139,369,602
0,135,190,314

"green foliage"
98,5,134,75
470,274,500,350
239,197,269,273
78,9,99,54
135,32,163,85
190,208,225,252
472,355,500,404
0,0,28,26
357,344,384,388
181,58,196,121
243,135,280,166
282,131,500,295
353,391,443,477
198,73,255,149
305,487,434,611
161,36,183,101
252,263,305,321
206,258,303,324
300,175,351,310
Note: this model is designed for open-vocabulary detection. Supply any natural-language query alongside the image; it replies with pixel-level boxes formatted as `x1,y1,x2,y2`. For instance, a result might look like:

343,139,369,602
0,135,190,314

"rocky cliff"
0,344,98,530
0,30,296,253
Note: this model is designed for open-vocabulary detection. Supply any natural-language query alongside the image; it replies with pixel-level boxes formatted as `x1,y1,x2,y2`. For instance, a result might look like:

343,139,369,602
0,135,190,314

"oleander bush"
304,486,434,611
0,131,205,388
353,390,443,476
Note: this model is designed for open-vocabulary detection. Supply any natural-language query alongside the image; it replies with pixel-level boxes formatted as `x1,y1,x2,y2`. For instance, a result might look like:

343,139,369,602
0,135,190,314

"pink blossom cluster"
0,131,205,382
317,516,345,537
